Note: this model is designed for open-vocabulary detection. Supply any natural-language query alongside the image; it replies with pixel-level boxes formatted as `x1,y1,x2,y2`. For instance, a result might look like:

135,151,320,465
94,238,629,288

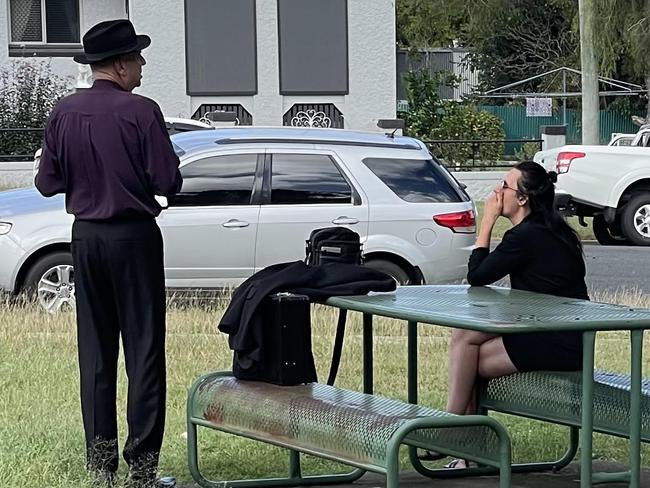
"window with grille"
9,0,80,44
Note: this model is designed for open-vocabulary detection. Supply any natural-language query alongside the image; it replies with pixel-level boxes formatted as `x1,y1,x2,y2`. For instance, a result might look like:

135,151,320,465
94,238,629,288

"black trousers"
71,218,166,474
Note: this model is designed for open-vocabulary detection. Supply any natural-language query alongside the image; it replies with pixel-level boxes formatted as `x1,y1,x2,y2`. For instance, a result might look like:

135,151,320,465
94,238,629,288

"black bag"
305,227,362,386
305,227,363,266
233,292,317,386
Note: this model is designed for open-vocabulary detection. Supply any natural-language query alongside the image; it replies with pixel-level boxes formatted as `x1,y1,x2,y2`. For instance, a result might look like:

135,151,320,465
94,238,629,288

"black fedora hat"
74,19,151,64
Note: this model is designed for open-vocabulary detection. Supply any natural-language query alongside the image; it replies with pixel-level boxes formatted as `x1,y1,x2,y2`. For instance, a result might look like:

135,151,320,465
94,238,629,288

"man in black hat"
35,19,181,487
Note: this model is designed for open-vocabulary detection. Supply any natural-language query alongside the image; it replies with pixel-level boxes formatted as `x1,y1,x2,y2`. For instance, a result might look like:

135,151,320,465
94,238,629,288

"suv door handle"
222,219,250,228
332,216,359,225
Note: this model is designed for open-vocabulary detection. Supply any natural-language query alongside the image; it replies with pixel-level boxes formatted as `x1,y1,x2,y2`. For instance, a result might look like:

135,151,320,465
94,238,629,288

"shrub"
429,103,505,167
401,69,505,168
514,141,543,161
0,60,73,160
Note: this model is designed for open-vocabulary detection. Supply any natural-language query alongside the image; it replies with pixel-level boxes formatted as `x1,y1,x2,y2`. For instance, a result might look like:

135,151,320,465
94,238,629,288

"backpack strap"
326,308,347,386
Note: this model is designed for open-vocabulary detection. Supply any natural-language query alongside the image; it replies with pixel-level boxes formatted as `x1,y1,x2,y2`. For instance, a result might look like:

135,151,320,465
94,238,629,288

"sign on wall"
526,98,553,117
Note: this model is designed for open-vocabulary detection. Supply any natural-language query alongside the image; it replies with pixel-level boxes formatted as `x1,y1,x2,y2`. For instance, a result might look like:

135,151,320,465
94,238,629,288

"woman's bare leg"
478,337,518,379
445,329,499,414
444,336,518,469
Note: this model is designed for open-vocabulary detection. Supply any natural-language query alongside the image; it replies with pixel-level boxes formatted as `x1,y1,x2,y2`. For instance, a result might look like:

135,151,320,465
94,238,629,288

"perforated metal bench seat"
187,372,512,488
480,370,650,441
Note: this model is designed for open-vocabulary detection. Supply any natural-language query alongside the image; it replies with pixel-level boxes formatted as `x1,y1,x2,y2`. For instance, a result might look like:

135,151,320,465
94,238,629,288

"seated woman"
420,160,589,467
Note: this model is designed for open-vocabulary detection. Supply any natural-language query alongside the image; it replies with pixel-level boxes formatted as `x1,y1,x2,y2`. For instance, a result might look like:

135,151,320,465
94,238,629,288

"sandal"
444,459,470,469
416,449,447,461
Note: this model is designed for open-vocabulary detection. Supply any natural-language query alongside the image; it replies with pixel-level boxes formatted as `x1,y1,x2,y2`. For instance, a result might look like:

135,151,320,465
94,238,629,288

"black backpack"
305,227,363,386
305,227,363,266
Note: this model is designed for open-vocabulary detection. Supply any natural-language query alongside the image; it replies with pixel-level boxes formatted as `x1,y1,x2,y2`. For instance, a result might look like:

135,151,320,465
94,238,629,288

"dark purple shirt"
35,79,182,220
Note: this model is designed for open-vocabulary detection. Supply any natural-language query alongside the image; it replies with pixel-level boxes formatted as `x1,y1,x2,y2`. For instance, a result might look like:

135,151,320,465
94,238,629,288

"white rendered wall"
0,1,125,81
129,0,191,117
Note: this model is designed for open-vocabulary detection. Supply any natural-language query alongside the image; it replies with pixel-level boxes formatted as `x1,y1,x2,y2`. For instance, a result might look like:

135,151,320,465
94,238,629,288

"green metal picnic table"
326,284,650,488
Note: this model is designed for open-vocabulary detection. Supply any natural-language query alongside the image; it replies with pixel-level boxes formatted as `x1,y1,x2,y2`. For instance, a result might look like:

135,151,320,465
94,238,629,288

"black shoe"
416,449,448,461
125,473,176,488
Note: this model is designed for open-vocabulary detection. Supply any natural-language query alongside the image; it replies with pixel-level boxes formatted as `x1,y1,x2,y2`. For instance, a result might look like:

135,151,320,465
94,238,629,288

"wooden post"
578,0,600,145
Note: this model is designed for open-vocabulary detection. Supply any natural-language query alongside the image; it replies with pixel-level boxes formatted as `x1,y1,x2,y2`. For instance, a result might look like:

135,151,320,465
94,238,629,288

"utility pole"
579,0,600,144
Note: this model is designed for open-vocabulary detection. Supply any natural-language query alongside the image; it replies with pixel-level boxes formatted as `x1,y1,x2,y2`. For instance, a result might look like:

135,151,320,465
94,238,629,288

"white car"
32,116,213,174
1,126,476,312
534,124,650,245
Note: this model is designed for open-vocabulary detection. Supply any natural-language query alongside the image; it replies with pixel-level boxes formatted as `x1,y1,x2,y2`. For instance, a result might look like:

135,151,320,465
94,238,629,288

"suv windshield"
362,157,465,203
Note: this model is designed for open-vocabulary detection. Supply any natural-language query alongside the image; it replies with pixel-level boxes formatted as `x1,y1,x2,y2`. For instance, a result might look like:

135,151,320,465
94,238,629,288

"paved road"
584,243,650,294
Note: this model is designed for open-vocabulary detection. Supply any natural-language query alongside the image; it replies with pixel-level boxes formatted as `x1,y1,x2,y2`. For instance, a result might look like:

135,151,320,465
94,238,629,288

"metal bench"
187,372,512,488
479,370,650,476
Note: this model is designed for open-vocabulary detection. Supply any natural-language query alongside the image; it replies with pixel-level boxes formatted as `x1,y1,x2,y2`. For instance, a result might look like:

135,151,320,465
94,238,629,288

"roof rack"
213,137,419,150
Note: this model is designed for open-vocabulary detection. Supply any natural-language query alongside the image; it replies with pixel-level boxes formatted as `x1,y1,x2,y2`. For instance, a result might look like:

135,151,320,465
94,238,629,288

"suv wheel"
23,251,75,313
364,259,411,285
621,193,650,246
592,215,629,246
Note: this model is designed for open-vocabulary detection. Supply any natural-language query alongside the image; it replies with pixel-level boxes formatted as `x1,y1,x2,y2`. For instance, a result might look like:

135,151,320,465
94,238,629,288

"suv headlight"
0,222,12,235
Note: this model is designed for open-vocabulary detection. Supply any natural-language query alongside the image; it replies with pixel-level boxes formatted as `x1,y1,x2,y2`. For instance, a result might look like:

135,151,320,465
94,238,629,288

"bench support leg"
288,450,301,479
399,416,512,487
187,418,367,488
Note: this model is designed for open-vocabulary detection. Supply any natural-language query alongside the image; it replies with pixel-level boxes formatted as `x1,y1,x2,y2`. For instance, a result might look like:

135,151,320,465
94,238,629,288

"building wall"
0,0,125,80
129,0,191,117
0,0,396,130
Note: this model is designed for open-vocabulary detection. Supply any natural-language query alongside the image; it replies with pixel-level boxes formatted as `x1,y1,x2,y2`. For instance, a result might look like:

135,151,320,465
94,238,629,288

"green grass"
1,290,648,487
475,202,596,241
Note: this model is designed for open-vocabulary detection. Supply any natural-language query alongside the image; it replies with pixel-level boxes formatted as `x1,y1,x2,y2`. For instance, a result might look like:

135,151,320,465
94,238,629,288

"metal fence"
424,138,543,171
0,128,44,162
479,105,643,147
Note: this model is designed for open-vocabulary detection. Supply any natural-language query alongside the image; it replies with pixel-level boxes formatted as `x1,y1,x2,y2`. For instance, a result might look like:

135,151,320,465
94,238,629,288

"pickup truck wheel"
592,215,629,246
621,194,650,246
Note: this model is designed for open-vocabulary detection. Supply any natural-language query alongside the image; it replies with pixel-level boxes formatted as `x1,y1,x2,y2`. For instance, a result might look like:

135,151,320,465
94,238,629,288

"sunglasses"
501,180,520,193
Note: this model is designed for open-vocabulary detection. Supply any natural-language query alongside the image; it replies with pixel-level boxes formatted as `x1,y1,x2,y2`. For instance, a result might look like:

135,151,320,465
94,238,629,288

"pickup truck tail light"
556,151,585,174
433,210,476,234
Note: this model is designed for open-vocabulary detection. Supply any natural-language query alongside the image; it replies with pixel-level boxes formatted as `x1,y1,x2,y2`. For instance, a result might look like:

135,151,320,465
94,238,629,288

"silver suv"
0,126,476,312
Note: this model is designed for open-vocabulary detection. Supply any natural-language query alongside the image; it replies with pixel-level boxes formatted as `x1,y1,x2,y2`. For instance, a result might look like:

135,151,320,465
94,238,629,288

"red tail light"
556,151,585,174
433,210,476,234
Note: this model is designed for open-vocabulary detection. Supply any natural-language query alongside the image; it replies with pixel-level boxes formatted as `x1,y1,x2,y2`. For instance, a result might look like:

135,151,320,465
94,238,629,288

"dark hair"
514,160,582,252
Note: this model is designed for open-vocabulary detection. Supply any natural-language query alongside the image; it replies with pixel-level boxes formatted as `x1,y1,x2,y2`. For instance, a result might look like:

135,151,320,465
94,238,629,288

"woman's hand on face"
482,189,503,225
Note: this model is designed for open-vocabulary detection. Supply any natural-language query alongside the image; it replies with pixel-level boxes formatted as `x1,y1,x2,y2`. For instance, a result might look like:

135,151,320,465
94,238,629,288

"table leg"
629,329,643,488
363,313,373,395
406,320,429,472
580,331,596,488
407,320,418,404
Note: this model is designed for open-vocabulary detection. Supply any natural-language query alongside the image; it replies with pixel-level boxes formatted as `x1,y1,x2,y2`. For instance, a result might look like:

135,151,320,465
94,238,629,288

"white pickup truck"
534,126,650,246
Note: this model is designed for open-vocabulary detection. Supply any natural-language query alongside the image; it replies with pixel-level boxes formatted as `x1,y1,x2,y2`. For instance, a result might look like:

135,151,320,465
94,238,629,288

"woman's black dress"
467,214,589,371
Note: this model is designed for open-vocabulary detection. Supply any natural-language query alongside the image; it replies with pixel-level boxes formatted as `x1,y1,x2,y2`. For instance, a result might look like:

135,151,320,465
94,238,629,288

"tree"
461,0,579,93
594,0,650,118
396,0,468,48
401,70,505,166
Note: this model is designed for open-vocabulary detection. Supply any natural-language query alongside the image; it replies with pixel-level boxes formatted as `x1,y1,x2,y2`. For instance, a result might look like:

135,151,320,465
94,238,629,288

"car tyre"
364,259,411,285
592,215,629,246
620,193,650,246
23,251,75,313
